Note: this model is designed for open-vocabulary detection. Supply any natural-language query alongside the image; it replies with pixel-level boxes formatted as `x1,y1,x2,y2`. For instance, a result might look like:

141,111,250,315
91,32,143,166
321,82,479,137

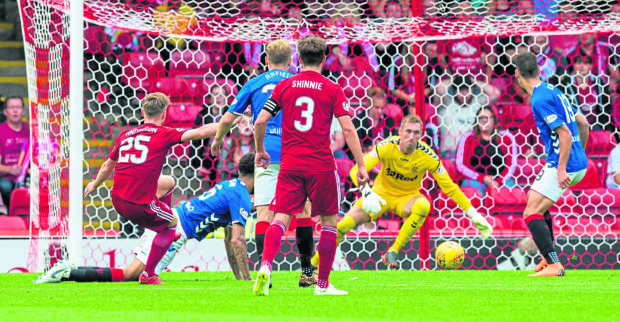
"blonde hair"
142,92,170,118
400,114,423,128
266,39,292,66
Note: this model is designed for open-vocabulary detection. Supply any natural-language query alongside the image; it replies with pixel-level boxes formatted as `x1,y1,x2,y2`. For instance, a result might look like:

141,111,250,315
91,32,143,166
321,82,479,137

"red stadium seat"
384,104,404,124
121,52,166,91
425,104,438,126
548,192,579,214
84,25,111,55
9,187,29,217
590,157,608,187
499,104,535,132
484,187,528,215
0,216,28,230
570,159,600,190
169,50,215,77
578,187,620,215
151,77,191,101
512,158,545,186
586,131,616,157
165,102,201,125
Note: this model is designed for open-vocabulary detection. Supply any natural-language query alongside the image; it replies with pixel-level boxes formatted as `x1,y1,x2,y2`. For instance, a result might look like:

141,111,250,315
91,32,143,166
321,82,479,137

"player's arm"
225,223,251,280
211,112,241,156
431,160,493,239
553,124,573,189
223,225,241,280
337,114,369,186
255,98,279,168
84,158,117,197
349,146,380,187
179,123,219,143
575,113,590,150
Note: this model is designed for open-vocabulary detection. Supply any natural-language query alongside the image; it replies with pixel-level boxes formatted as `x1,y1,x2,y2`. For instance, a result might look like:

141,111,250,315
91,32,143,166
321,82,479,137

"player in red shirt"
252,35,369,296
83,93,218,284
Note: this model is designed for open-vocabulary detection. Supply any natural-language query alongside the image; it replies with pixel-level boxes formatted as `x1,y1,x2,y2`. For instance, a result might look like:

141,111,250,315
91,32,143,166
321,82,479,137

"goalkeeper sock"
543,210,554,243
526,214,559,264
144,226,176,276
65,267,124,282
295,217,315,277
317,225,337,289
389,198,430,253
160,189,173,208
255,220,270,259
261,220,286,273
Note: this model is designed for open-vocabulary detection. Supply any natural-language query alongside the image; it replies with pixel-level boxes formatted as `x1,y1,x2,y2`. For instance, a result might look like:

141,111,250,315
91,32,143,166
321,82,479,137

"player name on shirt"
291,80,323,90
125,127,158,136
264,70,292,81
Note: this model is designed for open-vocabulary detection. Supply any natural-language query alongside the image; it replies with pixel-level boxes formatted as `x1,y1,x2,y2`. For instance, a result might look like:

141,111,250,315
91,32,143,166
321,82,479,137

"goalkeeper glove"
466,208,493,239
154,235,188,276
361,185,386,215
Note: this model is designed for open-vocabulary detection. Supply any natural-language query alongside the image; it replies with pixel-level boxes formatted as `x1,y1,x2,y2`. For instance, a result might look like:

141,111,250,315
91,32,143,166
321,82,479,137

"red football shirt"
109,124,185,204
268,71,351,171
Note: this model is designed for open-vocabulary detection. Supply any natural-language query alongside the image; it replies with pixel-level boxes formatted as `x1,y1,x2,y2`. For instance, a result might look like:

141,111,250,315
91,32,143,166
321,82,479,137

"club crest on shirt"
342,102,350,112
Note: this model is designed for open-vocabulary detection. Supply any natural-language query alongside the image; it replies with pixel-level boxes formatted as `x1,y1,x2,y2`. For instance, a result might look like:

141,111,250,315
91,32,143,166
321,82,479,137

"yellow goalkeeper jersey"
350,136,473,211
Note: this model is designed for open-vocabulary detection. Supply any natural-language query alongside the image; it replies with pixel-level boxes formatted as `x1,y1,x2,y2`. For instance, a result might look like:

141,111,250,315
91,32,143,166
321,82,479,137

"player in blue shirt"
210,39,317,287
35,153,256,284
515,52,590,277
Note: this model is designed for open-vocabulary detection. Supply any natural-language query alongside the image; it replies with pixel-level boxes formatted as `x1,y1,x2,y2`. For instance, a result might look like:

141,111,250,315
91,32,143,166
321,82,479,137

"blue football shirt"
228,68,293,163
531,82,588,172
175,179,251,241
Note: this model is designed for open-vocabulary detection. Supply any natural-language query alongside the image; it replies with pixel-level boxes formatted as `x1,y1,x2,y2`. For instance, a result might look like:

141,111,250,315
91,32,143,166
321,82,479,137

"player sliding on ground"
35,153,256,284
210,39,317,287
253,35,369,296
514,52,589,277
311,114,494,270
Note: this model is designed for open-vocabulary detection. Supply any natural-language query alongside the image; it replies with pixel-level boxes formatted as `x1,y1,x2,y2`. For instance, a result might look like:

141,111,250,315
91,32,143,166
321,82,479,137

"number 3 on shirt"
294,96,314,132
118,135,150,164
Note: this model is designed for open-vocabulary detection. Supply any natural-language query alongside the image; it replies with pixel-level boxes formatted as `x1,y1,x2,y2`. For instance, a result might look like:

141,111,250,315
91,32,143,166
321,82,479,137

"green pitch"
1,270,618,321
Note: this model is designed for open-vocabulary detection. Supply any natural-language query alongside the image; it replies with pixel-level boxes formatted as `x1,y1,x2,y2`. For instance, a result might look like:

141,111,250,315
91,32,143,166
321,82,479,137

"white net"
20,0,620,271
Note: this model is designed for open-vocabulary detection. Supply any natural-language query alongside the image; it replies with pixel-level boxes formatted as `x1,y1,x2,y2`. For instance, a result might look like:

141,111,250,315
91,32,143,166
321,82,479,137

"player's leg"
157,175,175,207
253,164,278,265
384,194,430,269
310,204,372,268
254,212,293,296
295,200,317,286
140,212,178,284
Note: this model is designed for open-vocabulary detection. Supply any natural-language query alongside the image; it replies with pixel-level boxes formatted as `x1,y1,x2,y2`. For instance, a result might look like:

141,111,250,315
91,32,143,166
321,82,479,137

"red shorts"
270,169,340,216
111,193,173,233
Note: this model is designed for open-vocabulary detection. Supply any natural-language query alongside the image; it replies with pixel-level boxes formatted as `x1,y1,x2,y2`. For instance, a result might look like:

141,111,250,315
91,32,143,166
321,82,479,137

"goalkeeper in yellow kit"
311,114,493,269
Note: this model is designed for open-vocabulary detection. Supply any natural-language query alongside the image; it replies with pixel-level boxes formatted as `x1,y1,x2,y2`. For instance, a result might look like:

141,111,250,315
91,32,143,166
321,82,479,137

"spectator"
0,96,29,210
456,106,517,195
607,142,620,189
435,75,492,158
190,84,229,183
520,34,568,84
558,56,605,128
350,88,398,156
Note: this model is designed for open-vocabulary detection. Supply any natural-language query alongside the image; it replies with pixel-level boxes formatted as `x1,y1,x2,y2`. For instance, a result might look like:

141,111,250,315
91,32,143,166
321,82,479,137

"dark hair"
5,95,25,108
473,106,503,143
238,152,255,177
573,55,593,65
515,52,539,79
452,75,474,92
298,34,326,66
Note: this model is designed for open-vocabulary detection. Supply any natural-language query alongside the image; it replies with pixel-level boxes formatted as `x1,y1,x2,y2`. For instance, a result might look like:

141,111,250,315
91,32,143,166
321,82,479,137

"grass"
1,270,618,321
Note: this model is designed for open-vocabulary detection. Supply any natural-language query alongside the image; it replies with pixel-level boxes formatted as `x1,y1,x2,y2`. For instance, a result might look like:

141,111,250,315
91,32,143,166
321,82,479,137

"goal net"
19,0,620,272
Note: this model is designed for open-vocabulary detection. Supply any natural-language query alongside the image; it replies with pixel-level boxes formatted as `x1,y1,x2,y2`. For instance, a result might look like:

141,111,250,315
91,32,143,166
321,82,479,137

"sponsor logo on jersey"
231,98,238,105
343,102,350,112
240,208,248,219
545,114,558,124
437,166,445,175
385,167,417,182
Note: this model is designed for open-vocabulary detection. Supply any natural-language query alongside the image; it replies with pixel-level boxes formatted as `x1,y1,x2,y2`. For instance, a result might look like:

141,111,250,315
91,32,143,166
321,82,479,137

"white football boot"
34,260,74,284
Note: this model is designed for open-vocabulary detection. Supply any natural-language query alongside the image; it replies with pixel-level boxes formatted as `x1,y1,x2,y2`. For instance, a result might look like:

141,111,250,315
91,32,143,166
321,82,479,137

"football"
435,241,465,270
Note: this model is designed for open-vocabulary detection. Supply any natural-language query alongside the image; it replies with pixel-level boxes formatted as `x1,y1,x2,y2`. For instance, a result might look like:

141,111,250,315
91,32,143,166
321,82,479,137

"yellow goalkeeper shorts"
354,189,421,221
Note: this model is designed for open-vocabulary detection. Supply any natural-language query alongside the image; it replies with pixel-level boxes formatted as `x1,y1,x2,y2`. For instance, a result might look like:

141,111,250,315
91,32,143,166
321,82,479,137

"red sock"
144,226,176,276
110,268,125,282
260,220,286,272
317,225,337,289
255,220,270,235
160,189,173,208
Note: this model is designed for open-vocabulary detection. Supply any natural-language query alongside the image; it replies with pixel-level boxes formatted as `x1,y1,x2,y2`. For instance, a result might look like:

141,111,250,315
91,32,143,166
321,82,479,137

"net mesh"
20,0,620,271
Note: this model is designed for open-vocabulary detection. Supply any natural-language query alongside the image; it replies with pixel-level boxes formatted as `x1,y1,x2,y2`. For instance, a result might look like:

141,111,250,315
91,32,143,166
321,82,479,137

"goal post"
18,0,620,272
